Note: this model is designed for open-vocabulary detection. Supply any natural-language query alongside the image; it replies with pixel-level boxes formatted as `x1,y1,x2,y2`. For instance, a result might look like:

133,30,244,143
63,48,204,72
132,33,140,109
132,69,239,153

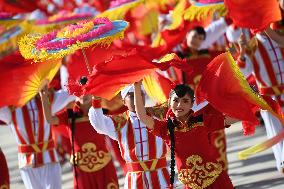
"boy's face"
77,94,92,106
123,92,145,112
169,93,193,118
186,30,205,50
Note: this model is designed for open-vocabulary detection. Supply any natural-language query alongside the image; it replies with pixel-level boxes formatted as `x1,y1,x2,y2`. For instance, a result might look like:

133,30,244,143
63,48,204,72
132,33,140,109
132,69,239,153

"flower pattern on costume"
178,155,222,189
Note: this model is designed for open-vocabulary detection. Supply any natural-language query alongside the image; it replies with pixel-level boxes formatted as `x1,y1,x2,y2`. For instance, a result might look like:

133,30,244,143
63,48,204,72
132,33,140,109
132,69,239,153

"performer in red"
0,95,63,189
40,83,119,189
89,85,170,188
0,147,9,189
237,28,284,172
174,23,232,171
134,82,234,188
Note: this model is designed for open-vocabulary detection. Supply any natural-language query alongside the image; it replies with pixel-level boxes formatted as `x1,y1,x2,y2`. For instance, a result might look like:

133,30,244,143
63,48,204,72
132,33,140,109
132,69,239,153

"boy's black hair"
192,26,206,39
169,84,194,102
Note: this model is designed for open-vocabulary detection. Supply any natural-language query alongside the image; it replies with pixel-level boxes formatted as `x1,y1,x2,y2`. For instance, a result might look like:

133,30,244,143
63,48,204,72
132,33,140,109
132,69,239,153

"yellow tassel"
19,31,125,62
184,3,227,21
137,7,159,36
167,0,188,30
151,32,165,47
0,20,30,57
96,0,144,20
19,22,128,62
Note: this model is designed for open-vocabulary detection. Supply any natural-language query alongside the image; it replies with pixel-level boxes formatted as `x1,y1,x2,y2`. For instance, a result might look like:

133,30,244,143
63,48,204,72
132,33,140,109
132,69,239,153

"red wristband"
237,58,246,68
224,16,233,25
92,99,101,108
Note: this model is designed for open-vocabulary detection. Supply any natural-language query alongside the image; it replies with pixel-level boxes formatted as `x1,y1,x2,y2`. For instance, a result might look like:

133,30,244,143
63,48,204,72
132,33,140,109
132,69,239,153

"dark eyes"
173,99,190,103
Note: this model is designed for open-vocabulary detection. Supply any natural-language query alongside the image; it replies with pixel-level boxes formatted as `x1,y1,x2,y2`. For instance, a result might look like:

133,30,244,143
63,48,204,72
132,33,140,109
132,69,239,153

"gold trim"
272,86,282,96
107,182,119,189
174,122,204,132
178,155,222,189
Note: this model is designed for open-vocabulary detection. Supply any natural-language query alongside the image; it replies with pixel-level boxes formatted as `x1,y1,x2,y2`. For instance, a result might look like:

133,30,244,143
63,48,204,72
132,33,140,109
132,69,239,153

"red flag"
83,53,158,100
67,46,131,80
195,52,284,126
82,52,184,100
224,0,281,33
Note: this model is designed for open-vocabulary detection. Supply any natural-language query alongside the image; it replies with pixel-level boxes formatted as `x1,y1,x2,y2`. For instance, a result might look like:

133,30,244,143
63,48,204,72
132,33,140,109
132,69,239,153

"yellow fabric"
166,0,188,30
143,74,168,104
184,3,227,21
239,130,284,160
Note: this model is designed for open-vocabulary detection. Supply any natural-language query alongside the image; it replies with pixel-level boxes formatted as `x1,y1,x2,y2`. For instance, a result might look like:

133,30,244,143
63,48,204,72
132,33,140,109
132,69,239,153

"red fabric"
151,115,234,189
125,157,167,172
0,0,48,14
0,149,9,188
224,0,282,33
176,50,223,89
48,72,61,90
84,52,160,100
261,95,284,119
92,0,111,12
56,109,119,188
67,47,131,80
195,53,260,124
109,139,127,175
242,121,258,135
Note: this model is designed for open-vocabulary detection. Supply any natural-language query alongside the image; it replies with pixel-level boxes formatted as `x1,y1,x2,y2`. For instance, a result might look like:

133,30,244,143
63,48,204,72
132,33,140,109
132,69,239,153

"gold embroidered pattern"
174,122,203,132
213,130,228,171
70,142,111,172
107,182,119,189
111,113,128,130
178,155,222,189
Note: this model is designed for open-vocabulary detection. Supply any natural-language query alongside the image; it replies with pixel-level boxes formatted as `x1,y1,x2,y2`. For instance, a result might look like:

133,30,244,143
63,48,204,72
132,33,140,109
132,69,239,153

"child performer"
40,84,119,189
134,81,234,189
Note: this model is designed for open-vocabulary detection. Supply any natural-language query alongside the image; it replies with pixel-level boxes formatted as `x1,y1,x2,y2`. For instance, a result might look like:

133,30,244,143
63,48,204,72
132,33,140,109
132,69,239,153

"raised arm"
199,17,229,50
265,27,284,48
133,81,155,129
39,85,60,125
88,98,118,140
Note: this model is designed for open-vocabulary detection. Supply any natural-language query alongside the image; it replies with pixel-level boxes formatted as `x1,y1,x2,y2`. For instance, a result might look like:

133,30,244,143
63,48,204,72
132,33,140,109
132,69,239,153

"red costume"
57,107,119,189
177,49,229,171
0,148,9,189
150,106,234,189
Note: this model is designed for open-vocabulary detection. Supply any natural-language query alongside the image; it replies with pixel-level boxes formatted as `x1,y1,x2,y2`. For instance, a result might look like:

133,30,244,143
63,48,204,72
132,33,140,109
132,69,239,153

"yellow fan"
0,55,61,107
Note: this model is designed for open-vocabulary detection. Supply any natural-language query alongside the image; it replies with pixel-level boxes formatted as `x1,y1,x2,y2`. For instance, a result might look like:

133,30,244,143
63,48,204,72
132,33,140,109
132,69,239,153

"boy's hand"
134,80,143,87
